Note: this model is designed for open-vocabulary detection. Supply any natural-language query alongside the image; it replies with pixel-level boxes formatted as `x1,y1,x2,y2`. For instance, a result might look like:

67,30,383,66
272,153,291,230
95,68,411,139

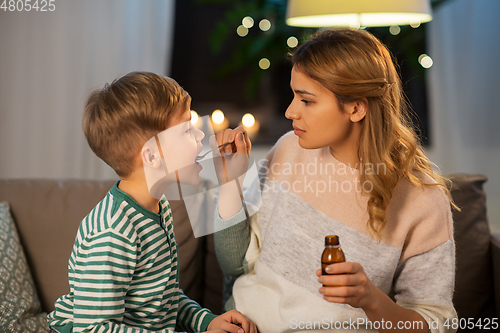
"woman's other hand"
316,262,377,312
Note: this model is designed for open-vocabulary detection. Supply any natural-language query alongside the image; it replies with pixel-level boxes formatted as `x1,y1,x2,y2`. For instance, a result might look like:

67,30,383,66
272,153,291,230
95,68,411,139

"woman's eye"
301,99,311,106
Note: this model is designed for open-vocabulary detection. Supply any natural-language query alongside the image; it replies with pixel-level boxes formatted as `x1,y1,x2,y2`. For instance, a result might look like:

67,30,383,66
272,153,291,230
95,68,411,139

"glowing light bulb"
287,36,298,48
242,113,255,128
242,16,254,28
410,22,421,28
259,19,271,31
259,58,270,70
190,110,199,125
211,110,225,124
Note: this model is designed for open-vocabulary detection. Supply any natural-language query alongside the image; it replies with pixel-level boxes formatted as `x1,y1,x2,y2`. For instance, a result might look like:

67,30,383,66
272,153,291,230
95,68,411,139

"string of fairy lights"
190,109,260,136
237,15,433,71
388,22,433,69
237,15,301,71
194,15,433,136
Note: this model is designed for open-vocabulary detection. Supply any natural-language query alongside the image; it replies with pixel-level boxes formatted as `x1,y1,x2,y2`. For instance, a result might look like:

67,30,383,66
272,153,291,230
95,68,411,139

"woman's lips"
293,127,305,136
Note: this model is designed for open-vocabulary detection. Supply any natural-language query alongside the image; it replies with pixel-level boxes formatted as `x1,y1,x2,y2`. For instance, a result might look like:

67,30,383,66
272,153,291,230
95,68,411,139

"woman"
212,28,457,333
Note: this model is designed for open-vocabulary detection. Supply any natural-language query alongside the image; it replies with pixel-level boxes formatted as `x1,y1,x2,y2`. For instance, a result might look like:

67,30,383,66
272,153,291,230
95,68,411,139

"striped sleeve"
72,229,176,333
176,290,217,332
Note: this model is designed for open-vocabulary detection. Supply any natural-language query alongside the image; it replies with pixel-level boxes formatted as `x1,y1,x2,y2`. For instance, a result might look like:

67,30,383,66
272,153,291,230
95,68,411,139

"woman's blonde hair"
292,28,456,238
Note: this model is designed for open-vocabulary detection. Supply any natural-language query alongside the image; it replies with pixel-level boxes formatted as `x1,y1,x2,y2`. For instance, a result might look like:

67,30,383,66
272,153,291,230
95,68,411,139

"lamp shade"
286,0,432,27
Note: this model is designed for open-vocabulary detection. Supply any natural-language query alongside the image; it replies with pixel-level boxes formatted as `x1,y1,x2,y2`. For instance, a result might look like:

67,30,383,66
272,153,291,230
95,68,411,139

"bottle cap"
325,235,339,246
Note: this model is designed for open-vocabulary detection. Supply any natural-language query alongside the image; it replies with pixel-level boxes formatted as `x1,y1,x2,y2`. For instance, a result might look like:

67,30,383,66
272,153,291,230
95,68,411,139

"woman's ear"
349,99,368,123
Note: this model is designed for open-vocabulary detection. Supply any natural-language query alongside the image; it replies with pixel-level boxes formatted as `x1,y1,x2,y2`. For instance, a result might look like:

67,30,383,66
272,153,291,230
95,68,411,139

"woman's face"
285,66,358,152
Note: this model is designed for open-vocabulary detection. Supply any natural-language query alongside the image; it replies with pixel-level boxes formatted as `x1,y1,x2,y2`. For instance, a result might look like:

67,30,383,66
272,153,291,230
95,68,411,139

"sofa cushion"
0,179,117,313
169,181,223,314
0,202,48,333
0,178,222,315
447,174,496,324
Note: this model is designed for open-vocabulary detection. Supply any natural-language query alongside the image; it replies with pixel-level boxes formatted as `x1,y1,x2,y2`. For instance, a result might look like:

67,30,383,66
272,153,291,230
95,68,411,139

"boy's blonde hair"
82,71,191,177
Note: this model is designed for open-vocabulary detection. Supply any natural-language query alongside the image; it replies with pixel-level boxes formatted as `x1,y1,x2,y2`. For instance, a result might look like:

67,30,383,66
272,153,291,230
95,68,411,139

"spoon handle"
195,142,231,161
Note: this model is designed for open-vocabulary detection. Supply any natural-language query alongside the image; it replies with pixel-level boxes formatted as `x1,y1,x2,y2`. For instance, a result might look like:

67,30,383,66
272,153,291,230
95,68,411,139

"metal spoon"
195,142,232,162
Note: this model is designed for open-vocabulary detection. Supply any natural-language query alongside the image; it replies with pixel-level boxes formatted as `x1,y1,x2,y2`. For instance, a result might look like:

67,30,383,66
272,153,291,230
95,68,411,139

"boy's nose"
195,128,205,142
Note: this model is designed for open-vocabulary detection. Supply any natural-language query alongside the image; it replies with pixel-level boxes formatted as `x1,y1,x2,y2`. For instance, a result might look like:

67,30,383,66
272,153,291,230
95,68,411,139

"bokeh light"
242,113,256,128
211,110,225,124
418,54,433,68
287,36,299,48
242,16,254,28
259,58,270,70
190,110,199,125
259,19,271,31
389,25,401,35
237,25,248,37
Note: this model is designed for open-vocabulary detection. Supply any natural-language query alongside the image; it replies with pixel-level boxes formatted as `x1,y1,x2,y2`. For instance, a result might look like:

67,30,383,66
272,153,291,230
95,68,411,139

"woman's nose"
285,101,298,120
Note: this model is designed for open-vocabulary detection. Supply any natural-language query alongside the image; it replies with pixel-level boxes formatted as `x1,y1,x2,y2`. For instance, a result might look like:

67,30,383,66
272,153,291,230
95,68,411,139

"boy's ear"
142,145,162,169
348,98,368,123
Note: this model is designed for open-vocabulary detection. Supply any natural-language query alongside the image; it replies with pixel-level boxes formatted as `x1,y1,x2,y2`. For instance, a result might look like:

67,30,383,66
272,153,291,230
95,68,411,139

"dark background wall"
171,0,430,146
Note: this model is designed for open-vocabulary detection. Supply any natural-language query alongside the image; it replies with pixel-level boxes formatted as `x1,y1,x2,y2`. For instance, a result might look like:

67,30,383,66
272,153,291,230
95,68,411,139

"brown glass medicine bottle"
321,235,345,275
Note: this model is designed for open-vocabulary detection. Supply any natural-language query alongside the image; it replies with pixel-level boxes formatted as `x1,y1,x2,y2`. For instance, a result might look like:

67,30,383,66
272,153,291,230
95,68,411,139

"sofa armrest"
492,233,500,319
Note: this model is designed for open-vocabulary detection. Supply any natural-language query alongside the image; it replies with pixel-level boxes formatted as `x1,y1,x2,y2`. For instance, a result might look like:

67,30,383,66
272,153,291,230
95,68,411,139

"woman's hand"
206,309,258,333
316,262,377,312
211,126,252,186
317,262,430,332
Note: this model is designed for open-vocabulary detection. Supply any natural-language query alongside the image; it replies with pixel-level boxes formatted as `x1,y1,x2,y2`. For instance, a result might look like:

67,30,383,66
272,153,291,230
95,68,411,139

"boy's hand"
211,127,252,186
206,309,258,333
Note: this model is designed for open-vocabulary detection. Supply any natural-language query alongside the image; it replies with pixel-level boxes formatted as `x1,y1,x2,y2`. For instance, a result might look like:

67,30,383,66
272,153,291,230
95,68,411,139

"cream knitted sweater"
214,132,457,333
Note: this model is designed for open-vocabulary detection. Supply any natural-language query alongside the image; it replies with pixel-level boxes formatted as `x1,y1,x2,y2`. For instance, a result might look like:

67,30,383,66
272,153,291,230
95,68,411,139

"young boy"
47,72,256,333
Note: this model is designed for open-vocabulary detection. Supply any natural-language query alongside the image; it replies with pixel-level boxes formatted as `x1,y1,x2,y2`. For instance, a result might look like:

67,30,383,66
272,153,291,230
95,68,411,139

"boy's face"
156,105,205,185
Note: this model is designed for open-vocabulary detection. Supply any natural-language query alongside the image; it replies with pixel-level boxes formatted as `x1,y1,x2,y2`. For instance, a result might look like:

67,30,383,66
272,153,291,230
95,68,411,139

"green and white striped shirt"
47,182,216,333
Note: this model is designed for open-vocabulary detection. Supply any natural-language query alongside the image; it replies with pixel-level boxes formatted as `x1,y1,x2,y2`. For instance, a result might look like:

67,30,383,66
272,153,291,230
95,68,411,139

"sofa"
0,174,499,332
